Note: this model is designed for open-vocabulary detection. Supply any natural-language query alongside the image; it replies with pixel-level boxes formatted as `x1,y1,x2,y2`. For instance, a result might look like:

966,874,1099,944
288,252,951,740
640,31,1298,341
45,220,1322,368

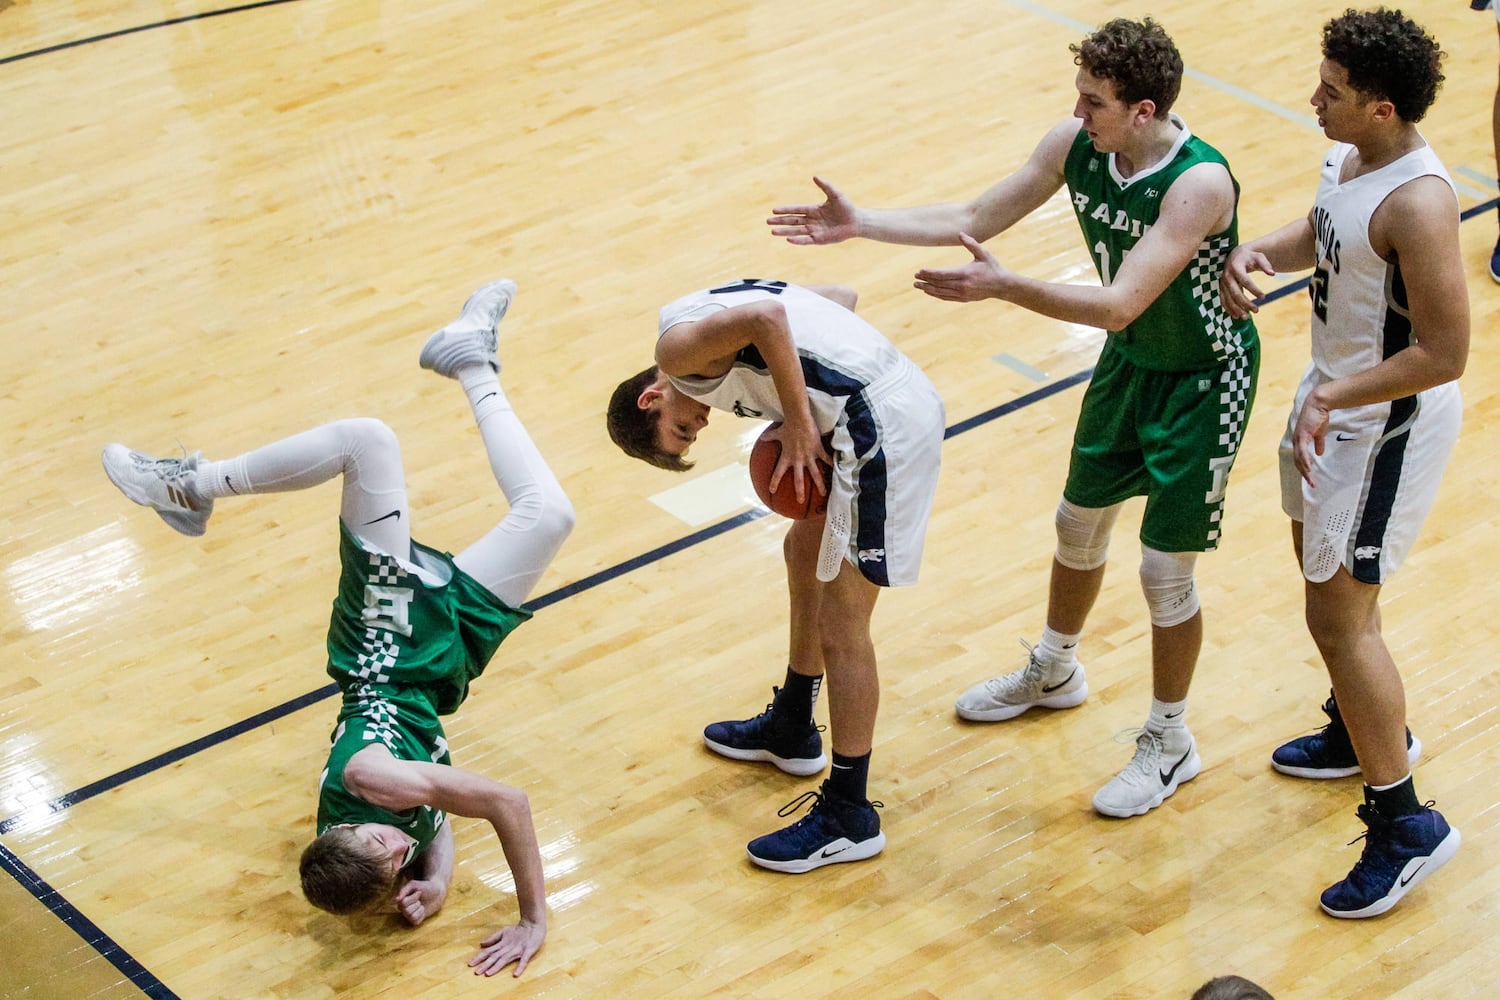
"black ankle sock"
773,667,820,726
1366,776,1422,819
829,751,870,802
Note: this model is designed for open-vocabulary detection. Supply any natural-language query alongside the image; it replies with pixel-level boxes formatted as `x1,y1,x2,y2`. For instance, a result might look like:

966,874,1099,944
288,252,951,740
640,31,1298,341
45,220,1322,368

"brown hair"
1322,7,1444,122
607,365,694,472
299,827,394,915
1071,17,1183,118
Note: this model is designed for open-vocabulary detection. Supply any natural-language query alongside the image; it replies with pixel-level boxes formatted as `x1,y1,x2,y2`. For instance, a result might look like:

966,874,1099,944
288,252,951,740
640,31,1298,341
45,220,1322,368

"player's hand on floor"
469,919,545,977
394,878,447,926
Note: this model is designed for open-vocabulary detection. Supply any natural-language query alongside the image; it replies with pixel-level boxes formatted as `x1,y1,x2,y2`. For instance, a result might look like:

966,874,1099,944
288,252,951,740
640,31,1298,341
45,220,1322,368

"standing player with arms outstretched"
1222,8,1468,918
769,18,1258,819
103,280,573,973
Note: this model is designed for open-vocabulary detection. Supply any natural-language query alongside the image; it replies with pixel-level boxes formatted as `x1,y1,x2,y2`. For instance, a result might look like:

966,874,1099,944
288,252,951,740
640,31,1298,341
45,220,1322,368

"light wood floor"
3,1,1498,997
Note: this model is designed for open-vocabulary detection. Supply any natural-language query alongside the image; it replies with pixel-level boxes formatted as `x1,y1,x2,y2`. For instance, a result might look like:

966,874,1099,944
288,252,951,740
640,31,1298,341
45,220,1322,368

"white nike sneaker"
1092,727,1200,818
101,444,214,536
419,278,516,378
954,643,1088,722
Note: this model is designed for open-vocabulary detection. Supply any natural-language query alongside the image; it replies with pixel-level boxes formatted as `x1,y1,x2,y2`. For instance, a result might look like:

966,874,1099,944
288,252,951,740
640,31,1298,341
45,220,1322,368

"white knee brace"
1054,499,1120,571
1139,546,1200,628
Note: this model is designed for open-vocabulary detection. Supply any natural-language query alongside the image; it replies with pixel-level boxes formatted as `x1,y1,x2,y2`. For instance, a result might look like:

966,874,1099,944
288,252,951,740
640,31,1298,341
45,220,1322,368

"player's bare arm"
395,820,453,927
1292,176,1469,481
914,160,1234,330
767,120,1075,248
1221,214,1319,318
343,745,547,977
657,302,831,501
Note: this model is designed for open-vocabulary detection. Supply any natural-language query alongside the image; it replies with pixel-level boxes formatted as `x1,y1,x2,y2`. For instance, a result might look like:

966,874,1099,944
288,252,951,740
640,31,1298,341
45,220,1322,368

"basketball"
749,423,831,519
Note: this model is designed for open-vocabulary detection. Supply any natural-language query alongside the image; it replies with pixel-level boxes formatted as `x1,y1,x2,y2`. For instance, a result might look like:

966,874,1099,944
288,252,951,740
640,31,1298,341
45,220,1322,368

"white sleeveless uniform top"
657,279,944,587
1309,142,1455,381
659,279,914,431
1283,141,1463,585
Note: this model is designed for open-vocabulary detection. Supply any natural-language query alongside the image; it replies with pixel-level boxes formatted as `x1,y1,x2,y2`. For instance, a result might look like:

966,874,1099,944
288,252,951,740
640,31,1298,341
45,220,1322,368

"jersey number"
1092,241,1116,286
709,279,787,295
1309,264,1330,323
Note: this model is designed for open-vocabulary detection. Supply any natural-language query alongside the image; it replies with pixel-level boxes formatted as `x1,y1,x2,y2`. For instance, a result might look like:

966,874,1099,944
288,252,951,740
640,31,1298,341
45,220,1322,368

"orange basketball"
749,423,831,520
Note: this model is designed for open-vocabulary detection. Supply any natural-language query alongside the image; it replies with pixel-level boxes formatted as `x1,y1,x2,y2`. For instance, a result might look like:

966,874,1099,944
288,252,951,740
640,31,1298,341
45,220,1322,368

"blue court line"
0,0,305,67
0,840,181,999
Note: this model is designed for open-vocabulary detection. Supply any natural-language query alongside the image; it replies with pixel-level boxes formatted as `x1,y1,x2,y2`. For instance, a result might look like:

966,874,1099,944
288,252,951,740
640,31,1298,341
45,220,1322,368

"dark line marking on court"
0,0,304,67
0,839,181,998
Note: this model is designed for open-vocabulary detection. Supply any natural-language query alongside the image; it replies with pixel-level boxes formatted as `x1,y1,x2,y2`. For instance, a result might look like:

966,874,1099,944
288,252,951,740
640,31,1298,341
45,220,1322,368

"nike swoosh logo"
818,844,851,859
477,392,498,404
1042,668,1078,694
1399,861,1426,887
223,475,239,495
1335,433,1356,441
1164,710,1182,720
364,509,403,525
1159,747,1193,785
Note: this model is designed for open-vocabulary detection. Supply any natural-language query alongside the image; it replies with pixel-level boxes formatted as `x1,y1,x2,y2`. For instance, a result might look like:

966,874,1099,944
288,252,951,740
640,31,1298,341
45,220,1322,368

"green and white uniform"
1063,115,1259,552
316,520,532,854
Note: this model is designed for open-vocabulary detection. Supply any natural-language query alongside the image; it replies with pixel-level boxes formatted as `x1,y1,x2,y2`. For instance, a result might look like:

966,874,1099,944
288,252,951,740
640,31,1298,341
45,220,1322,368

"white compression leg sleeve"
1054,498,1121,571
195,418,411,556
1139,546,1200,628
452,367,575,608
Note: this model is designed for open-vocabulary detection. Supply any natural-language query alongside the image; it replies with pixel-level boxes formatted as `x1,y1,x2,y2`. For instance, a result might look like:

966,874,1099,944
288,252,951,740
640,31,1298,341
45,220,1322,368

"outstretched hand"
469,919,545,978
913,233,1009,302
767,176,859,245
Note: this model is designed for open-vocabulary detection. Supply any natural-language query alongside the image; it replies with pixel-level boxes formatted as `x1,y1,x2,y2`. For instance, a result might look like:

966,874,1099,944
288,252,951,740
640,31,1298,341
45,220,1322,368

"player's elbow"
496,784,533,825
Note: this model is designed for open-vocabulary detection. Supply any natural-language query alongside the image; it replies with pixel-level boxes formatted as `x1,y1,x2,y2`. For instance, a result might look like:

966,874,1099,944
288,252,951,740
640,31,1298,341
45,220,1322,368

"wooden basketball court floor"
4,1,1499,997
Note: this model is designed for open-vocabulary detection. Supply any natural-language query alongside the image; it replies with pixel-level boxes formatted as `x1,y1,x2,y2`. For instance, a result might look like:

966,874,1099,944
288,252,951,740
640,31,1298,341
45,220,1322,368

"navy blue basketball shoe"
746,781,885,874
1271,693,1419,779
1320,799,1460,918
703,688,827,776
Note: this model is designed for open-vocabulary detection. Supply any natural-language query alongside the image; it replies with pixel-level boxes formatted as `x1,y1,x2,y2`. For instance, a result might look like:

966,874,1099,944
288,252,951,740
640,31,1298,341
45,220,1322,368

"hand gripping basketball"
749,423,832,519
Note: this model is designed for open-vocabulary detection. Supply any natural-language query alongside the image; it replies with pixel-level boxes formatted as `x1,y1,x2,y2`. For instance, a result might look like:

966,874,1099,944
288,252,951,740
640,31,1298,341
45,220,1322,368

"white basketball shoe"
419,279,516,378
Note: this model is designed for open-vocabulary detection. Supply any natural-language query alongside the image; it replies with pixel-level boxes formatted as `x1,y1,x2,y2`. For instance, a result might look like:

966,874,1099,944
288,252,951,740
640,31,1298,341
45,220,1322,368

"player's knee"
1139,547,1200,628
340,417,401,460
510,478,575,544
1055,499,1116,570
299,827,395,915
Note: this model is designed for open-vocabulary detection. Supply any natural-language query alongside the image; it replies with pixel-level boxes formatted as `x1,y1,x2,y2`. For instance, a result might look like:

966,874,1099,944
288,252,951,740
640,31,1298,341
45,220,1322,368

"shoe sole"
1092,750,1202,818
955,682,1088,722
703,736,828,776
101,446,207,537
1320,825,1461,919
747,832,886,874
1271,735,1422,780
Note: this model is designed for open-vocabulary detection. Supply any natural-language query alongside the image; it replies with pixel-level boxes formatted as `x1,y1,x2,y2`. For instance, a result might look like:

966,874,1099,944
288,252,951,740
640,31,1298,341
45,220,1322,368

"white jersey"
1309,142,1455,381
660,279,914,430
1285,142,1462,584
659,279,944,587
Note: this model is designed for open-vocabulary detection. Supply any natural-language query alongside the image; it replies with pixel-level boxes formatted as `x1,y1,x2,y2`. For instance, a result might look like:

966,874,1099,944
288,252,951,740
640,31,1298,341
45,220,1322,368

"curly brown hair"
607,366,694,472
299,827,394,915
1070,17,1183,118
1322,8,1444,122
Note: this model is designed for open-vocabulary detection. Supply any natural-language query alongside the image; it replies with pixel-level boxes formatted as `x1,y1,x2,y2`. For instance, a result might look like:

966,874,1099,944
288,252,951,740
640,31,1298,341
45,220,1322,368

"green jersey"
316,520,533,854
1064,118,1257,372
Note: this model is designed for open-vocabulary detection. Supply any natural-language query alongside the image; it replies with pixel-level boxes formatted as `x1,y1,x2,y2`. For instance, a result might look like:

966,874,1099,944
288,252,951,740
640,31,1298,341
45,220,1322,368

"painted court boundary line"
0,0,305,67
